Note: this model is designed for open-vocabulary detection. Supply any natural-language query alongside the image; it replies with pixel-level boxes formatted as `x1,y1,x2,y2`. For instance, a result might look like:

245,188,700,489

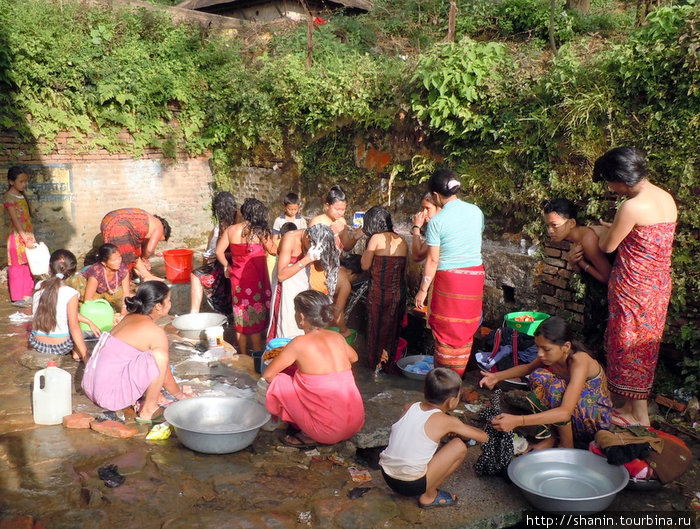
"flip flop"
610,410,639,427
279,431,317,449
419,489,457,509
135,408,165,425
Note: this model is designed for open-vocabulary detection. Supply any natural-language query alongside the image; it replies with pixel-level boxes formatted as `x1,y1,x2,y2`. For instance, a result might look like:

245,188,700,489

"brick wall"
0,131,215,264
538,240,585,326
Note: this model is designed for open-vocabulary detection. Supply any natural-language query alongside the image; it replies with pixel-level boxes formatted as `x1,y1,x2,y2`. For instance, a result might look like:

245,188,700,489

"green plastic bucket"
504,311,550,336
328,327,357,346
79,299,115,332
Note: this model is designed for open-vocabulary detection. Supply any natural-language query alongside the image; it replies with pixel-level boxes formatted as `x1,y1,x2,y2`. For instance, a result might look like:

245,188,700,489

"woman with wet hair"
360,206,408,373
591,147,677,427
415,169,485,377
309,185,361,336
190,192,237,315
216,198,276,355
541,198,611,357
263,290,365,448
82,281,189,423
267,223,339,340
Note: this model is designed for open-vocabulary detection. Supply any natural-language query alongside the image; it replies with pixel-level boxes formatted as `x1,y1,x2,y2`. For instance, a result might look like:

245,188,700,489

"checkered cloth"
29,334,74,355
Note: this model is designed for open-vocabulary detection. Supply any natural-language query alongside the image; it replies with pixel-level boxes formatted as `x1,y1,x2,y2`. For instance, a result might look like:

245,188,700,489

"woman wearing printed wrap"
4,166,36,305
414,169,485,377
591,147,677,427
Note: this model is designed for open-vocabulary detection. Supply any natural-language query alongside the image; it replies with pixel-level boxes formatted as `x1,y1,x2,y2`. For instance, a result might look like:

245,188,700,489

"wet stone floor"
0,278,698,529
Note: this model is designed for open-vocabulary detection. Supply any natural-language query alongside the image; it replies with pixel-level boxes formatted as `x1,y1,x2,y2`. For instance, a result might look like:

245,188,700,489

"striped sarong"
428,265,484,377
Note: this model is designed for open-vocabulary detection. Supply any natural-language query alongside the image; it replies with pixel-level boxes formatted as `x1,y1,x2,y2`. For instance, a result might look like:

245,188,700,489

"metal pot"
164,396,270,454
507,448,629,513
171,313,227,341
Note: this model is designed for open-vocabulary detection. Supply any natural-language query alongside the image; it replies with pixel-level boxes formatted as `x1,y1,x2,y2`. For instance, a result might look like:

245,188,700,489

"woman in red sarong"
592,147,677,427
216,198,276,355
415,169,485,377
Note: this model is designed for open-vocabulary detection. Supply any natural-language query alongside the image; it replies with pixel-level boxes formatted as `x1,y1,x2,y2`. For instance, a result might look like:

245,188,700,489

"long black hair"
363,206,394,237
97,243,120,264
124,281,170,315
307,223,339,297
325,185,347,205
240,198,271,243
593,147,647,186
428,169,461,197
154,215,171,241
294,290,335,328
534,316,591,355
213,191,237,232
33,250,78,333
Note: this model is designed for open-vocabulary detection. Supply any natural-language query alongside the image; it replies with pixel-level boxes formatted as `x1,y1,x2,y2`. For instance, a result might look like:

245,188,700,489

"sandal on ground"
419,490,457,509
135,408,165,425
610,409,640,427
278,431,317,449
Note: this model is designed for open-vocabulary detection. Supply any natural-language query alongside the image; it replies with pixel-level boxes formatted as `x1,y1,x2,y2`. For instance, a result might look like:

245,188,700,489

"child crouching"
379,368,488,508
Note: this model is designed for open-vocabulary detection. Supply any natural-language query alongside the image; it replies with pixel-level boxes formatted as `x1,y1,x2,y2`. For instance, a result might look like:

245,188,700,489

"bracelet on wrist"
412,225,421,231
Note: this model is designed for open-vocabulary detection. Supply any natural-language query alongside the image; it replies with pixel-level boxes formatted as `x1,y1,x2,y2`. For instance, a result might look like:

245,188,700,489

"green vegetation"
0,0,698,392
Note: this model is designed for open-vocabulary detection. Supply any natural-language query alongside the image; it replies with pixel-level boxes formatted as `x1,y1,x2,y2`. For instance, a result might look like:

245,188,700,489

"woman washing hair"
31,250,97,361
309,186,358,336
82,281,188,423
267,223,338,340
263,290,365,448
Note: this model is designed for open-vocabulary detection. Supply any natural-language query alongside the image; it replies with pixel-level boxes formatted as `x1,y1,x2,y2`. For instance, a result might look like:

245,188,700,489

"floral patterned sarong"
605,223,675,400
528,367,613,444
229,243,271,334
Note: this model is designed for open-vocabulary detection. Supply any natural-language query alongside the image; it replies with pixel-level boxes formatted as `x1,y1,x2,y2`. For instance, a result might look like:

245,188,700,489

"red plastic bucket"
162,249,194,283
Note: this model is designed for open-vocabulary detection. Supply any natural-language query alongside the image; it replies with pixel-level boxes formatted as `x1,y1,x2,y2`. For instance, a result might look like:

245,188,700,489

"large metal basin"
171,313,227,340
508,448,629,513
164,396,270,454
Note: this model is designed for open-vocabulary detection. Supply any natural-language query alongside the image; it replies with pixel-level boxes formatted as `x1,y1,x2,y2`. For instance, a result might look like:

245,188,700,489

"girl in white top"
31,249,98,362
379,368,488,508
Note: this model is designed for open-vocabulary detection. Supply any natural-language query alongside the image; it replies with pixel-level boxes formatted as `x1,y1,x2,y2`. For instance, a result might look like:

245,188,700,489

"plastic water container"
79,299,114,332
25,241,51,276
32,361,72,425
205,325,224,348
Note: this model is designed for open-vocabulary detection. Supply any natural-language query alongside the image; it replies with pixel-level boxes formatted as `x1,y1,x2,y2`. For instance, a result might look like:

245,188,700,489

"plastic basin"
504,311,549,336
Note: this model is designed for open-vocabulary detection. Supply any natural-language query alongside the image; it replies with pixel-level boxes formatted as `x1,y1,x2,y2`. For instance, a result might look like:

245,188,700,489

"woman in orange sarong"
592,147,677,427
216,198,276,355
4,166,36,304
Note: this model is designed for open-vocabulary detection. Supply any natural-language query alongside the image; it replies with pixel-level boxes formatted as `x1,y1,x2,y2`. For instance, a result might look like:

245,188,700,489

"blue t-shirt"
426,199,484,270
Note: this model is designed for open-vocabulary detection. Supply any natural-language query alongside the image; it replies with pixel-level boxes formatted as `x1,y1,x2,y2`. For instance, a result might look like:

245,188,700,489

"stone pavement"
0,279,698,529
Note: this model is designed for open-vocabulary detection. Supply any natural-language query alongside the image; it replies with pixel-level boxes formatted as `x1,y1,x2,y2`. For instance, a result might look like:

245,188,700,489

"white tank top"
32,283,79,337
379,402,441,480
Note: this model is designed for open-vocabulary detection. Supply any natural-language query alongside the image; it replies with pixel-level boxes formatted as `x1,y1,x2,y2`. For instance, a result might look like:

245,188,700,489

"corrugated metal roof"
176,0,371,12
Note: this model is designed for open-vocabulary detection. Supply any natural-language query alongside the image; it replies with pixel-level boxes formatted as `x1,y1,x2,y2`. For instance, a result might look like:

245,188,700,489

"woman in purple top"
81,244,131,316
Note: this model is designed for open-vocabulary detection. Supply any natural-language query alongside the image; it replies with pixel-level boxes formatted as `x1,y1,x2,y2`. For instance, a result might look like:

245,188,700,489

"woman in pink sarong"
3,166,36,304
263,290,365,448
592,147,677,427
217,198,276,355
82,281,188,423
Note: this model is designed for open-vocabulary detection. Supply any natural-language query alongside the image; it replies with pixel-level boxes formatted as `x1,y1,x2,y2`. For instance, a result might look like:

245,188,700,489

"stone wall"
0,131,216,264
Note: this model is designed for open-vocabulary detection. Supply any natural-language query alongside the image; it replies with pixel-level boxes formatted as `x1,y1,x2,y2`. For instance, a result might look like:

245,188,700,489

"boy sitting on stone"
379,368,488,508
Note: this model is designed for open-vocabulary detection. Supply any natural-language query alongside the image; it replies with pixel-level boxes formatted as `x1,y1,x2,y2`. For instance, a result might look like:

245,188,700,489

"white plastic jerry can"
32,360,72,425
